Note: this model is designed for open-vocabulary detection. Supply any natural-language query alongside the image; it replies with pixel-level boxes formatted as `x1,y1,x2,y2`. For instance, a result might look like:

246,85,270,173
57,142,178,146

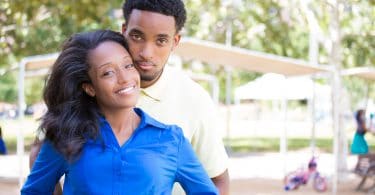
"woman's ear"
82,83,95,97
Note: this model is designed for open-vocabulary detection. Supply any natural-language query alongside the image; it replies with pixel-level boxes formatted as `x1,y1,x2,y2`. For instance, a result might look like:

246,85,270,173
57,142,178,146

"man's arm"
211,169,229,195
29,138,63,195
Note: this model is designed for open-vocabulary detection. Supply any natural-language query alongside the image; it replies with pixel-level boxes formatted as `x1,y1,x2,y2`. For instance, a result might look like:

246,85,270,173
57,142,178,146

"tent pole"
280,98,288,175
17,60,26,189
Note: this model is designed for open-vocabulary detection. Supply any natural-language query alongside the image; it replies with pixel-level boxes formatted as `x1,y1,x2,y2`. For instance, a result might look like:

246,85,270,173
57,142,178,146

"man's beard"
140,69,163,82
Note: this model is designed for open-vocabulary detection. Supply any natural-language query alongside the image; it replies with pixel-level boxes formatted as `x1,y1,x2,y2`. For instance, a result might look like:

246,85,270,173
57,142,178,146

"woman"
21,30,218,195
351,109,371,154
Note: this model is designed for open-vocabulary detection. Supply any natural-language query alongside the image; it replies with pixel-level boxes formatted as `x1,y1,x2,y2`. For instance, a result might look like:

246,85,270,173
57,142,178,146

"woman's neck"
102,107,140,146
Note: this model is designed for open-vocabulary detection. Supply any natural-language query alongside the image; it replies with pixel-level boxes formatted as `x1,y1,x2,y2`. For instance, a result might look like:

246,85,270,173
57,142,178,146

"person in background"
351,109,373,155
0,125,7,155
122,0,229,194
21,30,218,195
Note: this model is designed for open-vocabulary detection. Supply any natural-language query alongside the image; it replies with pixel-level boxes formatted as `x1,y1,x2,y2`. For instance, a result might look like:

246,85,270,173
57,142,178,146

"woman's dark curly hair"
40,30,129,161
122,0,187,33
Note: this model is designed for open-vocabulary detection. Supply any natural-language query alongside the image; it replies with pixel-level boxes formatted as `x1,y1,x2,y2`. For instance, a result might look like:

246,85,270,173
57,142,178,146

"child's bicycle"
283,156,327,192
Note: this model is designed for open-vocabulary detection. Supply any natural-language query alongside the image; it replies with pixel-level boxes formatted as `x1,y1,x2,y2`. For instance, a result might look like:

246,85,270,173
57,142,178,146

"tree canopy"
0,0,373,106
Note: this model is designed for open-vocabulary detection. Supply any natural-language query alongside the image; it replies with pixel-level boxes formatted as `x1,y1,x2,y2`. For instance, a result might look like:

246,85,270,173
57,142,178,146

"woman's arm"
21,141,67,195
174,127,219,195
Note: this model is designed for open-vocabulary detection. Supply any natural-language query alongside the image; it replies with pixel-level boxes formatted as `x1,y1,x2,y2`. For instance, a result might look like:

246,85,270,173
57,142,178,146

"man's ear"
171,34,181,51
82,83,95,97
122,23,127,35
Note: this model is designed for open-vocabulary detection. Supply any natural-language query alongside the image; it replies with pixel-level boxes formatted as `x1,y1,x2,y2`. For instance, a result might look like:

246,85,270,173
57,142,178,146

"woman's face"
83,41,140,112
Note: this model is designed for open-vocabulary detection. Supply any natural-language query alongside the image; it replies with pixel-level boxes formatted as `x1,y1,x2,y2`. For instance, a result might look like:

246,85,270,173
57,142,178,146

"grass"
6,135,375,154
224,136,375,153
4,134,36,154
2,116,375,155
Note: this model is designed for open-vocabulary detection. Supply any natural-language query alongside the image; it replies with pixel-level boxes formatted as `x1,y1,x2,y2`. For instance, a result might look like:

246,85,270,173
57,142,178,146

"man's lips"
136,61,154,70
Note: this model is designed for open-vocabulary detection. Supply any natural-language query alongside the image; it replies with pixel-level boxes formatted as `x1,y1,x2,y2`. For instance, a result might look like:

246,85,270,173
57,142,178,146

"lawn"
2,117,374,154
224,136,375,153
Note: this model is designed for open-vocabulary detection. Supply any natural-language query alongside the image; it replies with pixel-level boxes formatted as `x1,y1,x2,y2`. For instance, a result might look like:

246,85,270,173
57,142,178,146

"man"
122,0,229,194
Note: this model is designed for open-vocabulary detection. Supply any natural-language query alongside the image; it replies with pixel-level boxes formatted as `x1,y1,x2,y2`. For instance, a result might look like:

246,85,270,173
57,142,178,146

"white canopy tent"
342,67,375,111
234,73,315,101
174,38,332,177
17,37,331,189
232,73,332,174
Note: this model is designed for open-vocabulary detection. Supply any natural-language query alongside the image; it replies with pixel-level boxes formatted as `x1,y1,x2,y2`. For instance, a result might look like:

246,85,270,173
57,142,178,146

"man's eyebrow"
157,34,171,39
128,28,143,35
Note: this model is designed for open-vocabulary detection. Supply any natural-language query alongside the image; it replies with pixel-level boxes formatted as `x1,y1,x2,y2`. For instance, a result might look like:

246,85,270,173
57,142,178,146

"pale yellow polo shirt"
137,66,228,193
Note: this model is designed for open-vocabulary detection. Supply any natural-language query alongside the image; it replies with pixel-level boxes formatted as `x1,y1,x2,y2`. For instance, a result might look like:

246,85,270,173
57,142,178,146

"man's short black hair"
122,0,187,33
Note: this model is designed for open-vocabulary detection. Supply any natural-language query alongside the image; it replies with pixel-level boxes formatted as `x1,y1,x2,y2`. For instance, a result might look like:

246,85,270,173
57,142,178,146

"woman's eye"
102,70,114,76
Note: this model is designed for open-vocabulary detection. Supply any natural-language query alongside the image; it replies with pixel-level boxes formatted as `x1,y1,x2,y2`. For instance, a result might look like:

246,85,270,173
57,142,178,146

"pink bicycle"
284,157,327,192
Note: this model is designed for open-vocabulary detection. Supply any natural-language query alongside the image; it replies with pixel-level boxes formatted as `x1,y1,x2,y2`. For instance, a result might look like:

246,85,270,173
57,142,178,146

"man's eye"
131,34,142,41
124,64,134,69
157,38,168,45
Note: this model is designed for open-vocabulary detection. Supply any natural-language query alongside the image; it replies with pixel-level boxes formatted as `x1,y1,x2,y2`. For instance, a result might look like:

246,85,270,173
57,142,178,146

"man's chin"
140,75,157,82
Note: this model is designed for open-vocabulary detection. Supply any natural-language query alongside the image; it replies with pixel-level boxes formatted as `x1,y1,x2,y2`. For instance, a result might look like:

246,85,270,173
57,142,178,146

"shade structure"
22,38,332,77
341,67,375,80
24,53,59,70
175,38,331,76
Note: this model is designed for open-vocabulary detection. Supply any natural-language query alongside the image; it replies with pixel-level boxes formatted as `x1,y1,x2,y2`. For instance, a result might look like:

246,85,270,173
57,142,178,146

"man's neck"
140,68,165,88
140,79,157,88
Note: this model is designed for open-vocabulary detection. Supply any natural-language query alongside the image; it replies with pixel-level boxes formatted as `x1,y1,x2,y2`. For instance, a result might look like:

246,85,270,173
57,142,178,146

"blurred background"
0,0,374,194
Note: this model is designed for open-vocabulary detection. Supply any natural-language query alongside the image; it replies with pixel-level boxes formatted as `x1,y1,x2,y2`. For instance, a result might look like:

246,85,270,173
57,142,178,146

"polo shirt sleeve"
191,90,229,178
21,141,67,195
175,127,218,195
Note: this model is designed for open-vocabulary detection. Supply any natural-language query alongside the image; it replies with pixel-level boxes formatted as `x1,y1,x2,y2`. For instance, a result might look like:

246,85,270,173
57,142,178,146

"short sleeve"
21,141,67,195
175,127,218,195
191,90,229,177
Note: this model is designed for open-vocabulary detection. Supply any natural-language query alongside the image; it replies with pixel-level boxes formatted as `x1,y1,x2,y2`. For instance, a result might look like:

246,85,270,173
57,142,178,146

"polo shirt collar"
140,66,170,102
134,108,166,130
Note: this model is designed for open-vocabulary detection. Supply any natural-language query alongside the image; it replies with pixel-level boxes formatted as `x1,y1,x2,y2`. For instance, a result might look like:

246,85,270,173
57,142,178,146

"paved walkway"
0,151,363,195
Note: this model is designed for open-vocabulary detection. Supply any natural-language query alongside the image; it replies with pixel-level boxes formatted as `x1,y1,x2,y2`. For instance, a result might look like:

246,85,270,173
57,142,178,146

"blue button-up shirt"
21,108,218,195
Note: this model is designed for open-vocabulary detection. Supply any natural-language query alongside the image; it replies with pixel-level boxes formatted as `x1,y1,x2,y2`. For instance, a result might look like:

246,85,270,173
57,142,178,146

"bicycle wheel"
313,176,327,192
284,172,303,190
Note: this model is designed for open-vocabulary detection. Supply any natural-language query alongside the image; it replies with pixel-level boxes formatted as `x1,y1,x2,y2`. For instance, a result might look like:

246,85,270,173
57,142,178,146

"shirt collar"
140,66,170,102
99,108,167,130
134,107,166,129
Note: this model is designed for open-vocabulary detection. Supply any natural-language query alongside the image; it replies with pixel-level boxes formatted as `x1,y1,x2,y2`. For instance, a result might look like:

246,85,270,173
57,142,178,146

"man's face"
122,9,180,88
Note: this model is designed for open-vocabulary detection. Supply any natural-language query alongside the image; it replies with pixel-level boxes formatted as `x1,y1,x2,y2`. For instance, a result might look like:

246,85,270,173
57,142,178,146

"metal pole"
17,60,26,189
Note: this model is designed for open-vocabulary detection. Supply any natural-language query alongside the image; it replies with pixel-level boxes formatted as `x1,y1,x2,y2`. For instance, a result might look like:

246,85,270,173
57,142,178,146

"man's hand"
29,138,63,195
211,169,229,195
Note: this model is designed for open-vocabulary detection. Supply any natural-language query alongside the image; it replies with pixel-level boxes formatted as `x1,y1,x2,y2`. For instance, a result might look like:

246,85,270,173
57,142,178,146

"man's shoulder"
165,67,210,96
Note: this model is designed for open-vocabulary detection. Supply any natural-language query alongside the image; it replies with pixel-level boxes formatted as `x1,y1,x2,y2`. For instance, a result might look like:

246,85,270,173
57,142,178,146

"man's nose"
139,43,154,61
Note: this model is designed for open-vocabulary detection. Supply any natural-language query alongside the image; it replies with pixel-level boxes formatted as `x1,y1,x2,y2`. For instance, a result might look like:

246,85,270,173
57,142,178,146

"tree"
0,0,123,103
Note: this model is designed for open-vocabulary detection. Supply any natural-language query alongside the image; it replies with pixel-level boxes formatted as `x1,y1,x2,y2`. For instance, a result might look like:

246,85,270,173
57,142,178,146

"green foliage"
25,76,47,105
0,0,373,106
0,72,17,103
0,0,123,103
